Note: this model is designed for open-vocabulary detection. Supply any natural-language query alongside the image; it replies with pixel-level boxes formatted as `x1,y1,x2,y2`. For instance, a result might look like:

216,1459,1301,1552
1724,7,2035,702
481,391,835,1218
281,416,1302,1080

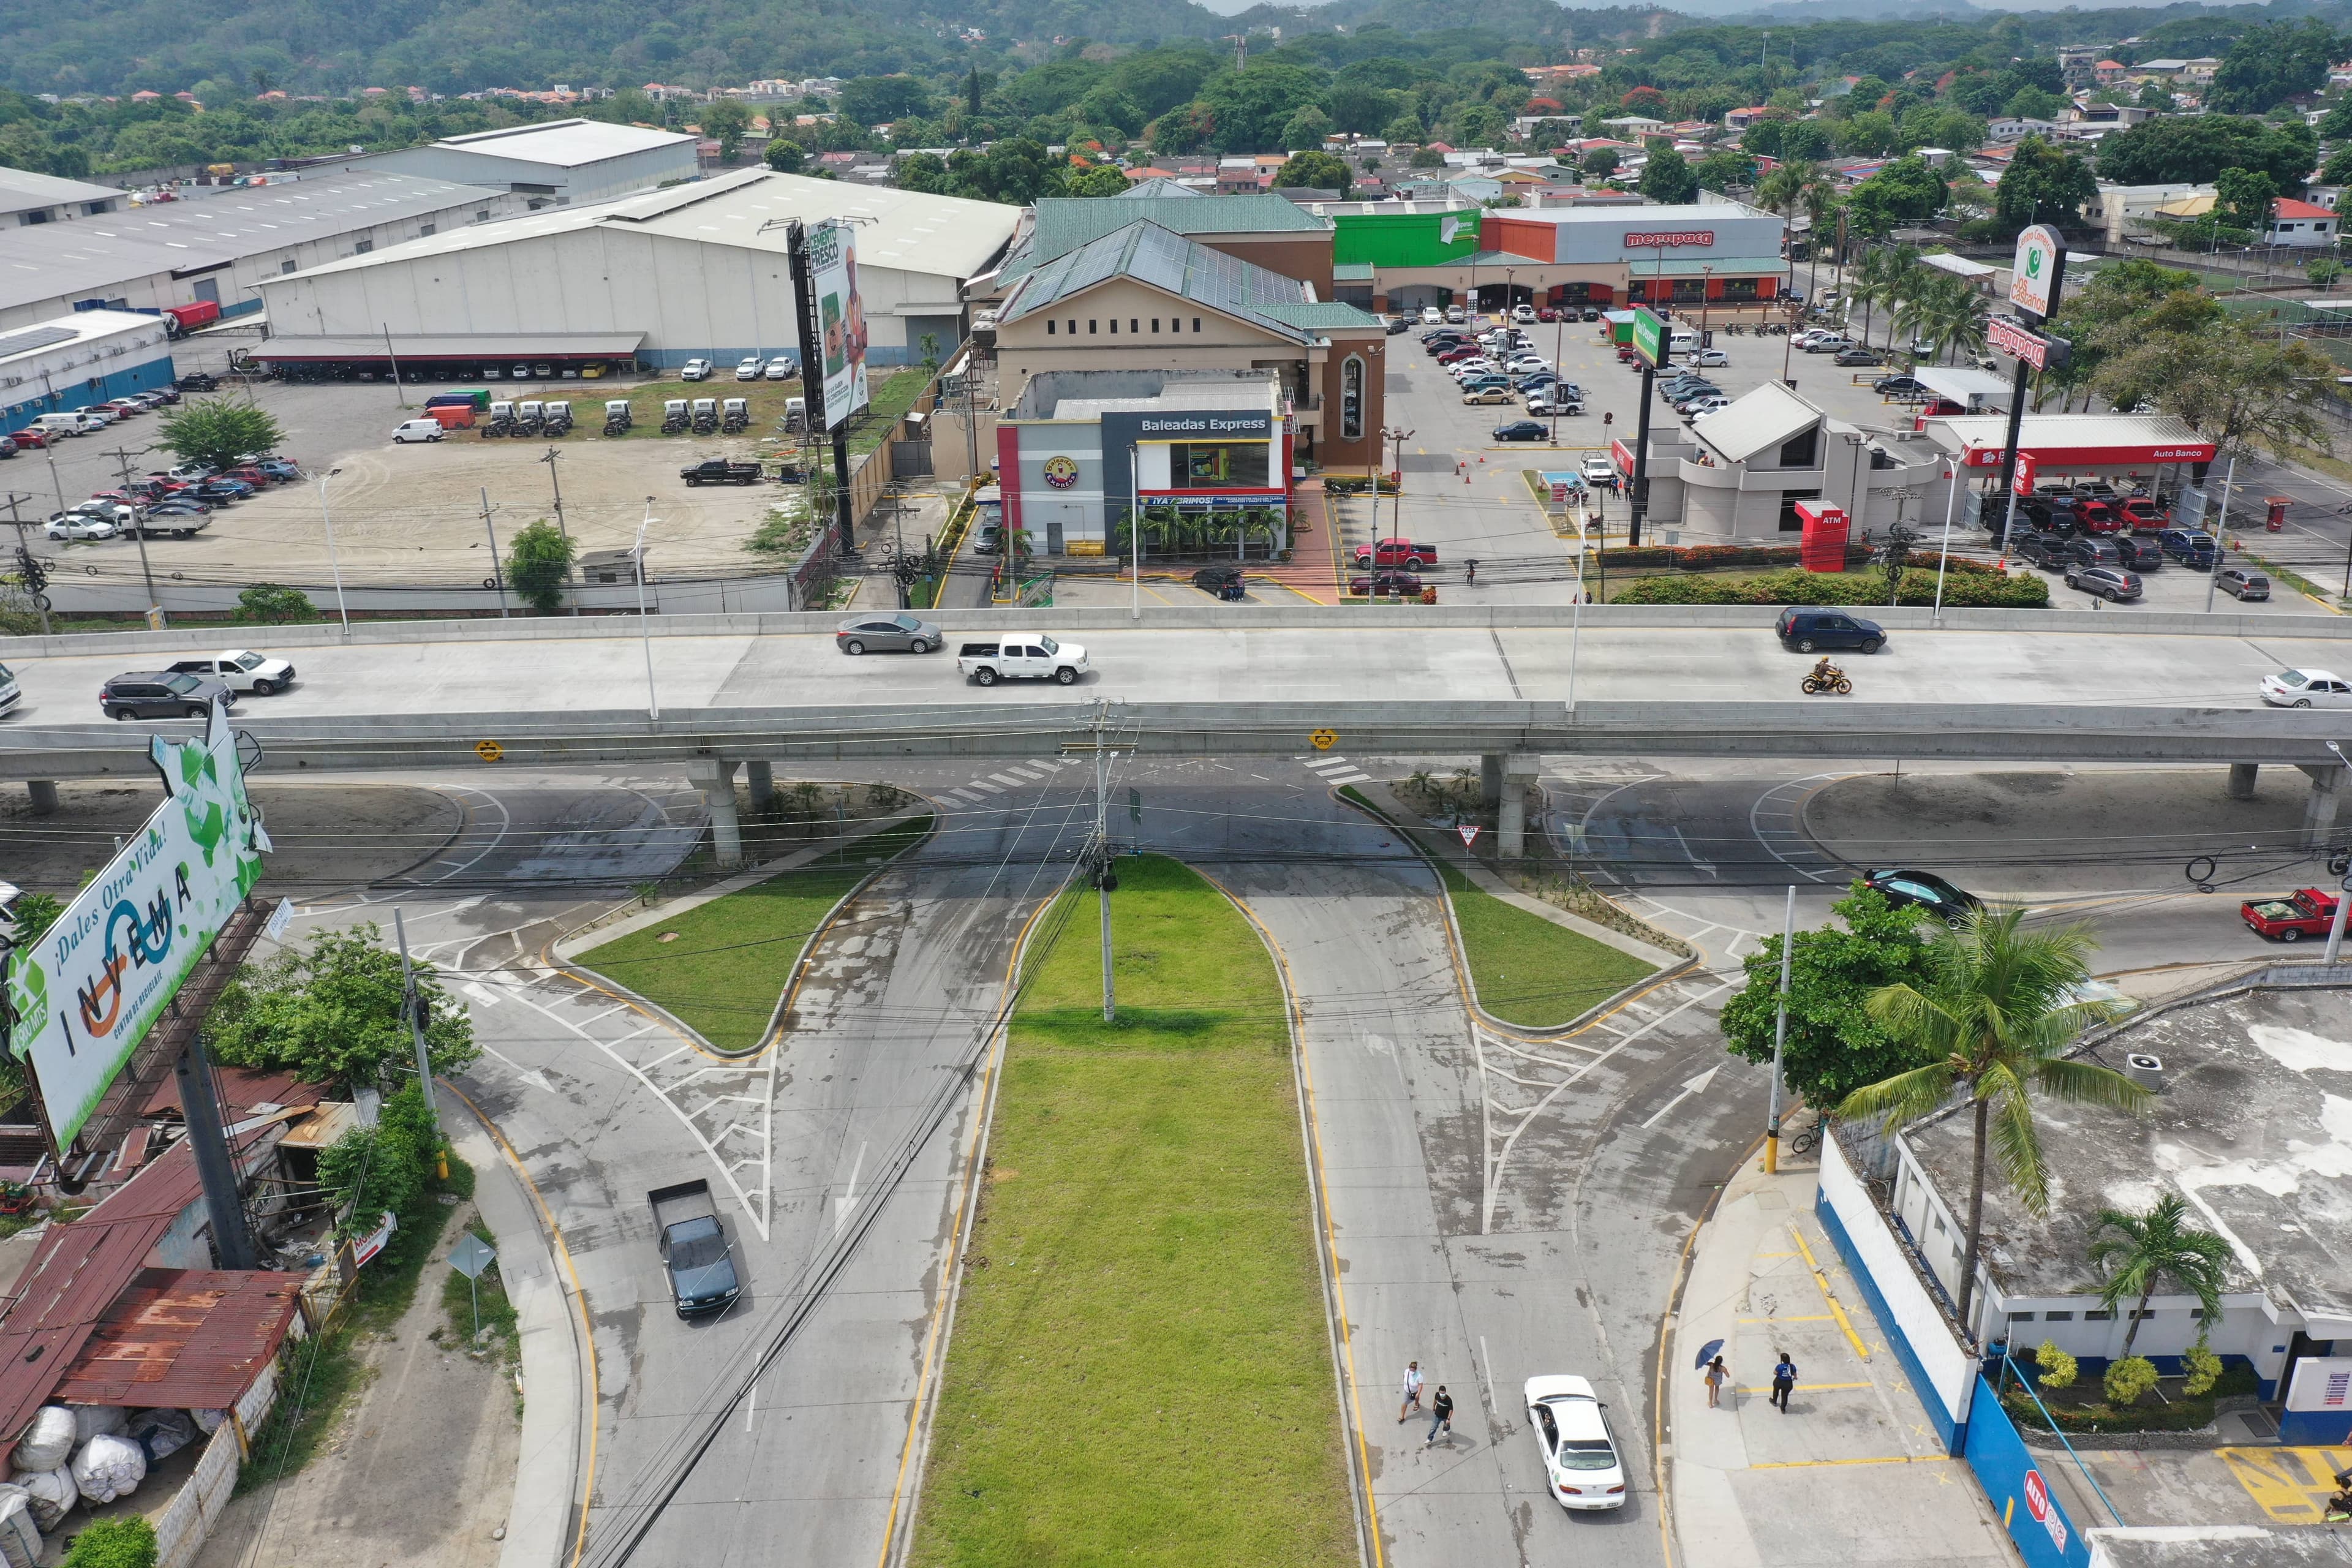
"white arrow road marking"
476,1044,556,1094
461,981,502,1009
834,1139,869,1234
1640,1065,1721,1129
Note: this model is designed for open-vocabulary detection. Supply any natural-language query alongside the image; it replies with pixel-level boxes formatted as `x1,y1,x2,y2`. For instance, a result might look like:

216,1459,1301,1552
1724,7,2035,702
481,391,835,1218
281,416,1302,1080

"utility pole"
1381,426,1414,557
6,492,50,635
1764,885,1795,1174
393,909,440,1129
1062,703,1125,1023
382,323,409,409
103,445,165,627
539,447,577,615
478,487,510,617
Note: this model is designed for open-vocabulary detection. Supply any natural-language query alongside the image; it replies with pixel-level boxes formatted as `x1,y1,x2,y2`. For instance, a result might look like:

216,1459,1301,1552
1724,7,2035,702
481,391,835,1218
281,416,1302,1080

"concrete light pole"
1764,884,1795,1174
635,497,660,719
314,467,350,637
2326,742,2352,967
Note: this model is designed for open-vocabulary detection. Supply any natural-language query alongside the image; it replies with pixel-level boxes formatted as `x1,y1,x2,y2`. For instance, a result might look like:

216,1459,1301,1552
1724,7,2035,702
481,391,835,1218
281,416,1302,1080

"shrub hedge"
1611,567,2048,608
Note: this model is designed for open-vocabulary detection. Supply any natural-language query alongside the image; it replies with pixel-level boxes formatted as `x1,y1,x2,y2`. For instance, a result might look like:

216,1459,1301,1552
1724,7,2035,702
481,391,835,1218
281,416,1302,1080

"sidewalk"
1668,1149,2019,1568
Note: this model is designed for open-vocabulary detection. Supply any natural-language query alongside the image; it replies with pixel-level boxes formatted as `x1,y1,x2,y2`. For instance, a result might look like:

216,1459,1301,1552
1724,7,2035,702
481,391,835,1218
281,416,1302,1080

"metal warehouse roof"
428,118,694,167
0,167,123,215
1023,193,1330,270
0,309,165,372
276,168,1019,286
1000,220,1371,346
52,1267,307,1408
251,330,645,360
0,171,502,314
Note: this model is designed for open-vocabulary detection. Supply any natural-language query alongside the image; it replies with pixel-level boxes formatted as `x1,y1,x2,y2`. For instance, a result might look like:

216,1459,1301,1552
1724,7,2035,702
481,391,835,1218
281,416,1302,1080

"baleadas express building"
1333,199,1789,316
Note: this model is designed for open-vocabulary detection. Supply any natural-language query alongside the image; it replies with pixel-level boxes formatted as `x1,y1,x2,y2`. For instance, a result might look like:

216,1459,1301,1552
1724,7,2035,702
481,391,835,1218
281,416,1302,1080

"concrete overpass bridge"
5,605,2351,860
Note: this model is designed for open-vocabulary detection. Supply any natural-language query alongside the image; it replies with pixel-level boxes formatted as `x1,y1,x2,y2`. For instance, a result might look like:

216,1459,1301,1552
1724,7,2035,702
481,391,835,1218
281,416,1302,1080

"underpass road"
9,620,2352,727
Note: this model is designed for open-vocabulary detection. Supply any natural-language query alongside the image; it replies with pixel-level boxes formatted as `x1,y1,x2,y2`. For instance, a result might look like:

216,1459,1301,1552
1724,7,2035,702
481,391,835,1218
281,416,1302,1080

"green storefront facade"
1331,210,1483,269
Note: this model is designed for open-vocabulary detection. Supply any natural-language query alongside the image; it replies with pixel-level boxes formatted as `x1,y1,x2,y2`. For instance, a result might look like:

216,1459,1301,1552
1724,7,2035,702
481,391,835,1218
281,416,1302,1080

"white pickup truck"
956,633,1091,687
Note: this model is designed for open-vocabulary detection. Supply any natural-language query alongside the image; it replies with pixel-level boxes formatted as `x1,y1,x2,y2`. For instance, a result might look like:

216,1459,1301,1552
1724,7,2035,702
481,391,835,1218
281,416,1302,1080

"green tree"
505,519,574,614
1719,886,1934,1109
1449,102,1506,150
1280,105,1332,153
1839,910,2147,1329
1995,135,2097,232
764,137,806,174
2087,1193,2233,1357
1898,272,1989,366
699,99,752,162
6,891,64,947
1847,156,1948,238
2098,315,2339,461
318,1084,439,1240
1272,149,1351,197
839,75,934,127
1382,112,1425,146
1581,147,1621,181
2310,256,2345,293
156,398,282,475
234,582,316,624
966,67,990,119
2136,81,2176,112
1836,111,1901,159
1074,85,1146,138
61,1515,156,1568
2207,18,2343,115
208,923,479,1091
894,150,949,193
1196,64,1329,153
2325,147,2352,188
1638,146,1697,203
2003,85,2068,123
2103,1355,2160,1407
2215,167,2278,235
1063,162,1129,197
2098,115,2316,192
1693,148,1757,192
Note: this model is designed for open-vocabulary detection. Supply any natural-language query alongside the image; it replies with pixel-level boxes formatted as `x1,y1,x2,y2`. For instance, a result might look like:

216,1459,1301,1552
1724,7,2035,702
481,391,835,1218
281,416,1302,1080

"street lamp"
315,467,350,637
635,497,659,719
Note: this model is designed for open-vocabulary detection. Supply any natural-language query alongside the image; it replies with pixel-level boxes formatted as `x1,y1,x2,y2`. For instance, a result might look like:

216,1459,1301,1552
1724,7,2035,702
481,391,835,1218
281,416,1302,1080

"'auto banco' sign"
2009,224,2062,318
2,701,268,1150
1631,308,1666,371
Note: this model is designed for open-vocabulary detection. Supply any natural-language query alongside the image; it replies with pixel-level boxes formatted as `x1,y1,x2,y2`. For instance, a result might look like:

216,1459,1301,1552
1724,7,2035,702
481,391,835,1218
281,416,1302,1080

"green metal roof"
1001,220,1353,345
1022,194,1331,271
1332,262,1376,282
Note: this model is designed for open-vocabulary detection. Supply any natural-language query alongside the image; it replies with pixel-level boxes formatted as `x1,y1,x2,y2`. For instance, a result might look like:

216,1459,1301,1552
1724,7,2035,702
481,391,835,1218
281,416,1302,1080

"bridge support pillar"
1481,753,1504,810
2228,763,2260,801
745,760,775,813
25,780,57,816
2300,764,2343,850
690,760,744,869
1498,755,1541,859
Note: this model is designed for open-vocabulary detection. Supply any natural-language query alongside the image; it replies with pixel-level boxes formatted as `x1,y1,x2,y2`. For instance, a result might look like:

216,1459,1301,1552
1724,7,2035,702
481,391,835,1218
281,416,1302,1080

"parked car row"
9,385,183,451
41,453,301,542
94,650,296,720
679,355,799,383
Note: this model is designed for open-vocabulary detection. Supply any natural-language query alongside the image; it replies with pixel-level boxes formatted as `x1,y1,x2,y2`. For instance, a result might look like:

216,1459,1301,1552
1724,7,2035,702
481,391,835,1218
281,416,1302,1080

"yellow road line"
872,884,1062,1568
439,1079,600,1568
1790,1224,1871,1362
1752,1455,1947,1470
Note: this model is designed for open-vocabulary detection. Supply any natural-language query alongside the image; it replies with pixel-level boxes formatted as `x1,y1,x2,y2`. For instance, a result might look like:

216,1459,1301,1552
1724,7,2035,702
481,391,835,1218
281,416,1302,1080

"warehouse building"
0,309,176,432
0,171,530,334
0,166,125,226
323,119,698,208
251,168,1021,374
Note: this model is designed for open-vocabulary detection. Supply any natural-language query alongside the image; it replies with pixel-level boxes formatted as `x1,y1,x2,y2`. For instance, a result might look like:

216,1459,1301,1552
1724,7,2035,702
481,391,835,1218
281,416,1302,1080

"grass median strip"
910,856,1354,1568
575,813,930,1052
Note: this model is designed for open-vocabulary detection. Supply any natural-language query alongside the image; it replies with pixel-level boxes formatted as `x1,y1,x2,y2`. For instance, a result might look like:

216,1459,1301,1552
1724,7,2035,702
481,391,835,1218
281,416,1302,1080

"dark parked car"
2112,535,2165,572
1493,420,1551,442
1873,375,1927,398
176,372,219,392
99,671,235,720
2218,567,2271,601
2160,529,2217,565
1351,570,1423,597
1774,608,1885,654
1581,307,1600,321
834,612,941,654
1834,347,1885,366
2067,538,2124,570
2015,533,2074,570
1192,564,1246,600
2065,564,2143,601
189,480,249,504
1863,868,1982,926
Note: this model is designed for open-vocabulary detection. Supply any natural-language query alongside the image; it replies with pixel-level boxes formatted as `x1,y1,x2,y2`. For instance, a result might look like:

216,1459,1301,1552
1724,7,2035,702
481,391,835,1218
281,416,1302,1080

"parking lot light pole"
2203,455,2239,612
635,497,659,719
478,487,509,618
2328,741,2352,966
315,467,350,638
1931,466,1961,626
1764,884,1795,1174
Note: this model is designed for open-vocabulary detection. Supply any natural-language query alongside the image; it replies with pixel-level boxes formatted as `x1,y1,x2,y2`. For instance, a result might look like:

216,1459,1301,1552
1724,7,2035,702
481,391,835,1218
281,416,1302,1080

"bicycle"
1787,1115,1822,1156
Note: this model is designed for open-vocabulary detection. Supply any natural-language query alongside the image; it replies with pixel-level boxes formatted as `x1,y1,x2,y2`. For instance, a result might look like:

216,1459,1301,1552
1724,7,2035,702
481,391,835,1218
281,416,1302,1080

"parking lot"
8,371,816,584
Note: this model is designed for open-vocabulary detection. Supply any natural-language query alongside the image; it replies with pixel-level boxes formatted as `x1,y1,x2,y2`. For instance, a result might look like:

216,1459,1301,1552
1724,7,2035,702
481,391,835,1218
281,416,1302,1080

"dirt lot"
19,363,916,582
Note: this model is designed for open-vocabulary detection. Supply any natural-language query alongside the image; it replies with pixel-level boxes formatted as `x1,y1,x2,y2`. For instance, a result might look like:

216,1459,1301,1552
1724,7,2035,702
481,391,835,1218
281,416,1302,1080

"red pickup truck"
2241,888,2342,941
1355,538,1439,570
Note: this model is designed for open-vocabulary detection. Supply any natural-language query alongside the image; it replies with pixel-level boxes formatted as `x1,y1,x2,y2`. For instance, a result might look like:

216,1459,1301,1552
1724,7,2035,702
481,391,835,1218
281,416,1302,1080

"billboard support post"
175,1031,257,1271
393,908,437,1132
1992,226,2068,554
1628,306,1667,548
786,219,872,559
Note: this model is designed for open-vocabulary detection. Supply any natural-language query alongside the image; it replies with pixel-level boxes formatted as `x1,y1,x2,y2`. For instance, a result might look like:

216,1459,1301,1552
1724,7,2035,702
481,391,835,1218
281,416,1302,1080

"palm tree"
1896,274,1988,366
1838,909,2151,1333
1800,172,1839,309
2088,1194,2232,1358
1759,162,1806,298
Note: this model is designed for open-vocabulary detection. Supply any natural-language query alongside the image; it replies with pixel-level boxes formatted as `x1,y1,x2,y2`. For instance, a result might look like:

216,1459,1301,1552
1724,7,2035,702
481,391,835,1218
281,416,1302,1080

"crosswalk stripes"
1298,754,1373,787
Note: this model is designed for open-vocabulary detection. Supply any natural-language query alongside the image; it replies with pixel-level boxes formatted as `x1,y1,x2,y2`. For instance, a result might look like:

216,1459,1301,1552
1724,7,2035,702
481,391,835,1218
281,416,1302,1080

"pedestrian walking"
1771,1351,1798,1413
1398,1361,1424,1422
1426,1385,1455,1447
1705,1355,1729,1409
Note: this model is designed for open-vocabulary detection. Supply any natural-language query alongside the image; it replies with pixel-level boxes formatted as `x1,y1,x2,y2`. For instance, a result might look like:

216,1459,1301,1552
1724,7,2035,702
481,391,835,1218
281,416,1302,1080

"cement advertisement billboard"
2009,225,2062,318
1631,307,1666,371
2,702,269,1150
809,223,871,433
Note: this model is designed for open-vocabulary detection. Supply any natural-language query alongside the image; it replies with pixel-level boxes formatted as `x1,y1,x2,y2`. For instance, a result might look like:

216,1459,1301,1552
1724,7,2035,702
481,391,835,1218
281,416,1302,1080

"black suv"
2015,533,2074,570
1775,608,1886,654
100,671,235,719
1191,564,1246,600
2112,535,2165,572
2068,538,2124,570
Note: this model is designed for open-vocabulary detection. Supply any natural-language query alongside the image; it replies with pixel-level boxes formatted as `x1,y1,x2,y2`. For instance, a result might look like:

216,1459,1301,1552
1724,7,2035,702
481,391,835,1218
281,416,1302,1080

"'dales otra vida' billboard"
810,223,870,434
2,700,269,1150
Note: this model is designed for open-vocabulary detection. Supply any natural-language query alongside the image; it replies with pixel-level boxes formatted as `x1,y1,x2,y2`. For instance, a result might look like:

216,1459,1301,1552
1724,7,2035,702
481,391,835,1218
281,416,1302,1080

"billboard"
2009,225,2062,318
808,223,870,434
1631,307,1666,371
2,701,268,1150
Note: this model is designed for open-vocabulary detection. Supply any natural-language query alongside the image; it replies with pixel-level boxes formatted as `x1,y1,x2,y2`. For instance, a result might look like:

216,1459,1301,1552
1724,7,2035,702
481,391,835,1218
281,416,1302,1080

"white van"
33,413,91,437
1667,328,1700,355
391,418,445,444
0,662,18,717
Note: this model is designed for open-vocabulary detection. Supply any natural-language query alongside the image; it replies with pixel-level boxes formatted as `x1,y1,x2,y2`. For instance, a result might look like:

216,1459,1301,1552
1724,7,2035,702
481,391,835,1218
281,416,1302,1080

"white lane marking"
578,1004,627,1027
745,1386,756,1433
1639,1065,1721,1129
461,981,502,1009
477,1043,555,1093
644,1043,696,1069
987,773,1026,787
968,780,1003,794
1005,766,1042,781
612,1023,662,1043
949,789,986,804
1671,824,1717,878
1324,771,1372,785
834,1139,869,1234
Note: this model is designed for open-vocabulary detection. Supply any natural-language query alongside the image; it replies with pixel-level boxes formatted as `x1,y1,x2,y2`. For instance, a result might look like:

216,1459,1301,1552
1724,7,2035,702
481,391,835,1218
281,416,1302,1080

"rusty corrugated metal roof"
141,1068,326,1121
51,1267,305,1408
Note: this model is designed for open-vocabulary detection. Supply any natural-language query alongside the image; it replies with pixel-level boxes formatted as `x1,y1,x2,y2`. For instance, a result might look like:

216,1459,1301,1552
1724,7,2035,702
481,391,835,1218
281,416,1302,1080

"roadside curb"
440,1082,592,1568
1333,782,1694,1037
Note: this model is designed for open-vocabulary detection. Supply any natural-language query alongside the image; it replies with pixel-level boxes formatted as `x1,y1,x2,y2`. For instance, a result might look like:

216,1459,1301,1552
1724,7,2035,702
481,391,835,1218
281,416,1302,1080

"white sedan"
2261,669,2352,708
1505,356,1552,375
1525,1376,1626,1510
43,514,118,541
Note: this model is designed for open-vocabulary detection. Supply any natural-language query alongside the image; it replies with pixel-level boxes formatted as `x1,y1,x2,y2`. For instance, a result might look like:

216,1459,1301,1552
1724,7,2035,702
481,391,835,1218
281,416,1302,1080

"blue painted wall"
1964,1376,2092,1568
1816,1183,1968,1454
2,355,176,431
